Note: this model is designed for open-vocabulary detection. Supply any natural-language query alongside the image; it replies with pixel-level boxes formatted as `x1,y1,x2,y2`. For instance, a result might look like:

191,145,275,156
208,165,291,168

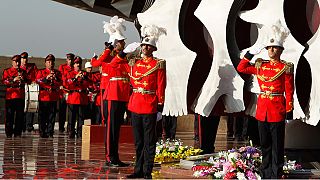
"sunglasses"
21,56,28,59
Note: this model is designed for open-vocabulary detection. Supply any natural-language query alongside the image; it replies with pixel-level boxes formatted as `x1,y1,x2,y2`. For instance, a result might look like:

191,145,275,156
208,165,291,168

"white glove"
123,42,141,53
249,44,266,55
92,52,97,59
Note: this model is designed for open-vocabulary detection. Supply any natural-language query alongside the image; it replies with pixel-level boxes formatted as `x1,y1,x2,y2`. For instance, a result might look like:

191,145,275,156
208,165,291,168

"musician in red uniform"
91,67,102,125
20,51,38,132
84,62,95,121
91,40,126,124
237,22,294,179
126,35,166,179
36,54,62,138
58,53,74,132
65,56,91,138
91,16,127,125
103,50,130,167
2,55,27,138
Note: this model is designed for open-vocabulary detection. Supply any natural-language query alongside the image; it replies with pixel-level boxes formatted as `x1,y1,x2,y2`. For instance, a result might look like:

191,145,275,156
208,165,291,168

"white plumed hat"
263,20,290,49
103,16,126,44
140,24,167,50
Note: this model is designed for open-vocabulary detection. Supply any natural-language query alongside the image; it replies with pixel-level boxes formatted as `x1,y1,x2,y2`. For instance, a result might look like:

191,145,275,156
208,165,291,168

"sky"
0,0,140,59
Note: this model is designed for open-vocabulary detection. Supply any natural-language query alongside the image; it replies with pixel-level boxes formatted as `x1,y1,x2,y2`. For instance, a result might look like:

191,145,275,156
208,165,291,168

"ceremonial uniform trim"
282,60,294,74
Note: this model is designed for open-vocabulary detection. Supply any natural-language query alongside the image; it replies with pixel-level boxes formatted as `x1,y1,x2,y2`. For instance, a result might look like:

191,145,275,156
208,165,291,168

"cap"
141,37,157,50
74,56,82,64
20,52,28,58
85,62,92,68
264,20,290,49
66,53,75,60
45,54,55,61
12,55,21,61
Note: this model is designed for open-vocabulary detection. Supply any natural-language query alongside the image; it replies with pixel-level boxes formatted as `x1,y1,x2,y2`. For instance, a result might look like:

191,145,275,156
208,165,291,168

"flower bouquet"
154,139,202,163
192,145,302,179
192,146,262,179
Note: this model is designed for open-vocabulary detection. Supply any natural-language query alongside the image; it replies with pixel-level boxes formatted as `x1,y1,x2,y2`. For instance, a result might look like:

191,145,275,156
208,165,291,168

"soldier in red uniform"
36,54,62,138
2,55,27,138
65,56,91,138
237,22,294,179
92,68,102,125
92,16,127,125
20,52,38,132
91,40,126,125
126,36,166,179
58,53,74,132
103,49,130,167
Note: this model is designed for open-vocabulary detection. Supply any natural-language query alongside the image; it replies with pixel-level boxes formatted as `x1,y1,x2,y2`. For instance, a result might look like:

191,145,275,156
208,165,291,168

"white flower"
228,152,239,162
168,146,176,151
255,172,261,180
193,171,202,177
214,171,224,178
237,172,247,180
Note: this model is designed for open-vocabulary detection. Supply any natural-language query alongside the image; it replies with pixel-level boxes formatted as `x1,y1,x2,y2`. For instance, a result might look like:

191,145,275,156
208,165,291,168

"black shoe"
105,161,119,167
40,134,49,138
144,174,152,179
14,134,21,138
116,161,129,167
127,173,144,179
6,134,12,138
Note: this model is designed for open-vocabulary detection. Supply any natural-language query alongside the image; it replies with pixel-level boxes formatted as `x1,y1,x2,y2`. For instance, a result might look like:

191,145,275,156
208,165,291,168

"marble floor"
0,124,319,179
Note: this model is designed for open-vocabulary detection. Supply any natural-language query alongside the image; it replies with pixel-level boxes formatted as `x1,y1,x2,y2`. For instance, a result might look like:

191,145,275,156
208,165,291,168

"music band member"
91,16,127,126
126,27,166,179
36,54,62,138
2,55,27,138
91,67,102,125
103,48,130,167
58,53,75,133
65,56,91,138
20,51,38,132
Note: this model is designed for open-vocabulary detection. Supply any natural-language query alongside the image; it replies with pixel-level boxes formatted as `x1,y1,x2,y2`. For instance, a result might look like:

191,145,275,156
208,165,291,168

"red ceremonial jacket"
91,49,118,90
92,72,102,106
103,55,131,102
65,70,91,105
128,56,166,114
20,63,38,84
237,54,294,122
36,68,62,101
2,67,27,100
58,63,73,98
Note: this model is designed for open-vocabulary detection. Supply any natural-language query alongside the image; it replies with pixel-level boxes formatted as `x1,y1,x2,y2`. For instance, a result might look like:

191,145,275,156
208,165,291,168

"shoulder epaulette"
281,60,294,74
156,58,166,69
254,58,266,69
128,58,137,67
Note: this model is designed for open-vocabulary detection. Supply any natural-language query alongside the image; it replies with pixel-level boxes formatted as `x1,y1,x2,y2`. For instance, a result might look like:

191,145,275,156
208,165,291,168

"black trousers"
5,99,24,137
68,104,86,138
102,100,108,125
58,97,67,131
92,105,102,125
39,101,57,137
132,112,157,176
162,115,177,139
198,115,220,154
258,121,285,179
105,100,126,162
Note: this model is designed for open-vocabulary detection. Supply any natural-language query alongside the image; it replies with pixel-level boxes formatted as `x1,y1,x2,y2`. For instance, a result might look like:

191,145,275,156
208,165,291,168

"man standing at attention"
237,21,294,179
126,25,166,179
